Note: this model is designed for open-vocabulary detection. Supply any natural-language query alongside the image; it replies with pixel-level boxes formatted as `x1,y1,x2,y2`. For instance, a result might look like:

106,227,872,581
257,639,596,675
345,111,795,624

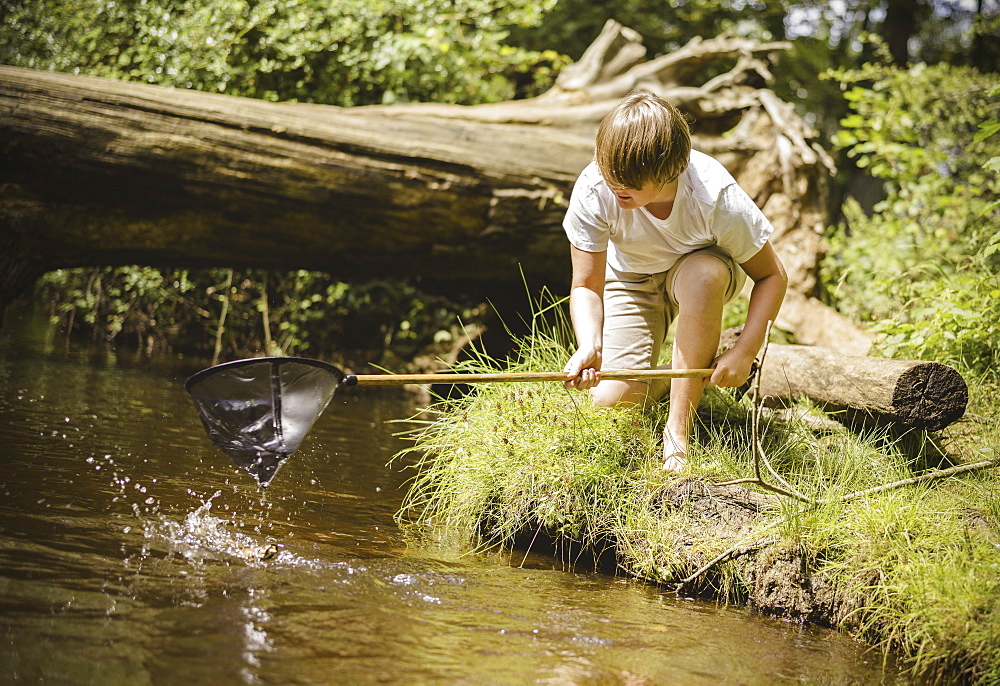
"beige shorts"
602,246,746,371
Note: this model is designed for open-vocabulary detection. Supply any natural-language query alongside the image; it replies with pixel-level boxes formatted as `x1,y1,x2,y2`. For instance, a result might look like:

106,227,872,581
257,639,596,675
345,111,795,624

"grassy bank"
393,307,1000,684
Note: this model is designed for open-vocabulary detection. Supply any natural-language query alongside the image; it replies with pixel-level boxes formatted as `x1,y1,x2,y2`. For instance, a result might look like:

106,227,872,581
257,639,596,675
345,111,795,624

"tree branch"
717,322,817,504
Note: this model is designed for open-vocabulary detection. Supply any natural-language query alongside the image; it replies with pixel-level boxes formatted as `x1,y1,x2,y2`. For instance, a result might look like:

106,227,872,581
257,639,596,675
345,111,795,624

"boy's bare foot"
662,430,688,472
662,451,687,472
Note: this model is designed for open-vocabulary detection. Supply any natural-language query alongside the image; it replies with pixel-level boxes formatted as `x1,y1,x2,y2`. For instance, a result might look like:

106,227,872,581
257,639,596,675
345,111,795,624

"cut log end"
892,362,969,432
721,327,970,432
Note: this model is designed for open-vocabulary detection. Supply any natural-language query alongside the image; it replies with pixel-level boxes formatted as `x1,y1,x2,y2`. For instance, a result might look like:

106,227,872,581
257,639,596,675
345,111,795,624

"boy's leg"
589,269,667,408
663,251,740,471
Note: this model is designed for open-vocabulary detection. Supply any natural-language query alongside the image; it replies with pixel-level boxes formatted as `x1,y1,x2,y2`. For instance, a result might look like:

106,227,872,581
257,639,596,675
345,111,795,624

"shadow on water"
0,305,915,685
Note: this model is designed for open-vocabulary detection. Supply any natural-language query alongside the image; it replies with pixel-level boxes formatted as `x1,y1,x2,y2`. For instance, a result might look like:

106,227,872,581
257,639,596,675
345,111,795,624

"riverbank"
394,332,1000,684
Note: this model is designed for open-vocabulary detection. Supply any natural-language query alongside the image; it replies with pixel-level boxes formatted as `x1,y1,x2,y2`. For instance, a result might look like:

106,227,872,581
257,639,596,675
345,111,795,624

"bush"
37,266,487,369
0,0,567,106
823,63,1000,378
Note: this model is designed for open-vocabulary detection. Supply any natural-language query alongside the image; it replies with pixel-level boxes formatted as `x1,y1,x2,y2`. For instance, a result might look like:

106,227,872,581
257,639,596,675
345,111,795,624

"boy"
561,91,787,471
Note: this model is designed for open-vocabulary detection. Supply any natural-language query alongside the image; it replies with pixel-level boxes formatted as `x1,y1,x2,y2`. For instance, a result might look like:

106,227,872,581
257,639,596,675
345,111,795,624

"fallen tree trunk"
758,344,967,432
0,65,587,287
0,22,871,353
719,327,968,431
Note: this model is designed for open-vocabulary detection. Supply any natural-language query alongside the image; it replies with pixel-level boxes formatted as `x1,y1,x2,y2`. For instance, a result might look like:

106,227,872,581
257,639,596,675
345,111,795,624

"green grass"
392,296,1000,684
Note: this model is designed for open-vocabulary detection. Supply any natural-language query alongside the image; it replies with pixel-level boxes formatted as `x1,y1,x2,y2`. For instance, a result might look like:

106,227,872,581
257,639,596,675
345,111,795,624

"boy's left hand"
709,348,756,387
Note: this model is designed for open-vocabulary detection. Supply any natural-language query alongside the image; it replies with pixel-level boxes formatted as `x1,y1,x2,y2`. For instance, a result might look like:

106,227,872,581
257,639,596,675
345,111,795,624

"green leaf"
974,118,1000,143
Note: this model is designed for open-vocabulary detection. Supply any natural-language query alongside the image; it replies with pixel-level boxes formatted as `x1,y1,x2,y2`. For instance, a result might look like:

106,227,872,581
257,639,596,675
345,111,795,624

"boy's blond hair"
595,91,691,190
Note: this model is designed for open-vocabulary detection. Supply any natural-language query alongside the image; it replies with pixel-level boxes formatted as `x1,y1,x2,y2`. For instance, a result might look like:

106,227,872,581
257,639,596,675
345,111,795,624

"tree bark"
0,65,587,285
0,23,870,353
751,343,968,432
882,0,917,66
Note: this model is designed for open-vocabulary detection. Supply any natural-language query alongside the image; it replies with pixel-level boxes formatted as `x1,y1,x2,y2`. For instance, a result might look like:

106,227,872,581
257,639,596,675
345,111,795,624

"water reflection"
0,306,911,684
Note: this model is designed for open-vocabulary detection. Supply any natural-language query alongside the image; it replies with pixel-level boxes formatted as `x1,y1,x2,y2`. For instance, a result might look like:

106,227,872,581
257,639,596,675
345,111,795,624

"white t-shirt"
562,150,774,274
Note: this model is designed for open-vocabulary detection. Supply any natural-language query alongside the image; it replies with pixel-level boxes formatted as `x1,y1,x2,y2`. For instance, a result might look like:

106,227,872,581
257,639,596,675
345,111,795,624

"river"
0,305,911,684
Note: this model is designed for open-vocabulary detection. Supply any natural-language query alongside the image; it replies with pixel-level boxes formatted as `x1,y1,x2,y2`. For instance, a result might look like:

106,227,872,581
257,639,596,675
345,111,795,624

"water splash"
82,448,280,567
84,447,357,574
143,490,283,566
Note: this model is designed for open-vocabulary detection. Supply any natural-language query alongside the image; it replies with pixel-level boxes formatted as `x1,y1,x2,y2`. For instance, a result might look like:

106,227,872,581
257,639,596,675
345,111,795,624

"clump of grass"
393,293,1000,684
395,292,663,558
695,388,1000,683
808,477,1000,684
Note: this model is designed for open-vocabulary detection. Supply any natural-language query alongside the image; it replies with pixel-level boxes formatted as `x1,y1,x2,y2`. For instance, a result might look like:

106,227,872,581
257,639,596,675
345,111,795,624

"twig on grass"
677,322,1000,590
675,534,779,589
835,459,1000,503
716,321,816,504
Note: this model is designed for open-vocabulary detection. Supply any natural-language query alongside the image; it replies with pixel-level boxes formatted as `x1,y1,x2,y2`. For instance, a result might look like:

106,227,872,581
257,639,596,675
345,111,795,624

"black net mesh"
185,357,344,487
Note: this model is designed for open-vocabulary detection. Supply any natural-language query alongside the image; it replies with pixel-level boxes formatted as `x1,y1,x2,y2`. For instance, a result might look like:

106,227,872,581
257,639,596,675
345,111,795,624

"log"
0,23,871,354
0,65,588,288
752,343,968,432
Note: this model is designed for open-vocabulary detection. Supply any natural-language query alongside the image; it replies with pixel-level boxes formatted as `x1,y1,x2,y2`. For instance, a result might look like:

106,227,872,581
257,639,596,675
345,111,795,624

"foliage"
395,295,1000,683
0,0,567,106
37,266,488,370
508,0,777,60
507,0,998,142
916,0,1000,70
35,266,204,355
822,63,1000,377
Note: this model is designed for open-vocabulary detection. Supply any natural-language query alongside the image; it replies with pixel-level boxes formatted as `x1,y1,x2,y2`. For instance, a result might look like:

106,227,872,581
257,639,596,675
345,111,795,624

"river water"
0,306,911,685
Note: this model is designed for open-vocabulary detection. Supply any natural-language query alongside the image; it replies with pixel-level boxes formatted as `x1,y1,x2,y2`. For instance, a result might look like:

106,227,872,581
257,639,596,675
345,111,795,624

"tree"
0,0,566,106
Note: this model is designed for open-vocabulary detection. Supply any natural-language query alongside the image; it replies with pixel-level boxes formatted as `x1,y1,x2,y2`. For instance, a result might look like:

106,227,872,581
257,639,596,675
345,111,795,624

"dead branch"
836,460,1000,503
679,324,997,589
717,322,817,504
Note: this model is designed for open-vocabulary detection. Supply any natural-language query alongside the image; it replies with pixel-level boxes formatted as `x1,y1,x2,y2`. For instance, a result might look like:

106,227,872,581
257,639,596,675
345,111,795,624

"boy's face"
607,177,677,211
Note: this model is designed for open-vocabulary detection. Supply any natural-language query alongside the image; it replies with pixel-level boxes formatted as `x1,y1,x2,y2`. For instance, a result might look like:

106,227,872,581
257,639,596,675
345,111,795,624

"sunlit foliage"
824,63,1000,377
0,0,567,105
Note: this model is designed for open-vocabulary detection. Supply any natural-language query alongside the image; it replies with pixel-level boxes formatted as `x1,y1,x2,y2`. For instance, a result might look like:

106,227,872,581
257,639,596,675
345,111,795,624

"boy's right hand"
563,347,602,391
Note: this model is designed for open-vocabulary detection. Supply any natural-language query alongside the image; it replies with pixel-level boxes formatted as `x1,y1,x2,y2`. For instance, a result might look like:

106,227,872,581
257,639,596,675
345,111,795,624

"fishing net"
185,357,343,486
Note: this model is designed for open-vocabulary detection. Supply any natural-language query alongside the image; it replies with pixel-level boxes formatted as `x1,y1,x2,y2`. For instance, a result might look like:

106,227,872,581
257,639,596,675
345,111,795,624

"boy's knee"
674,255,730,305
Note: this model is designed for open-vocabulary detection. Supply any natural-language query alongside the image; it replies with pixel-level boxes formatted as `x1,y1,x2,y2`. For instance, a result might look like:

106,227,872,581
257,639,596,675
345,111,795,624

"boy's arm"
564,245,607,391
711,241,787,387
